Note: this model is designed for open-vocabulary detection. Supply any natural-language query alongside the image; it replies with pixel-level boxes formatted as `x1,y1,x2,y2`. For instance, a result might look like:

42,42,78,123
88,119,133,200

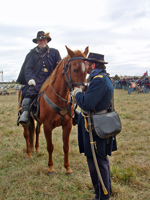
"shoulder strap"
33,48,49,71
93,74,104,79
93,72,107,79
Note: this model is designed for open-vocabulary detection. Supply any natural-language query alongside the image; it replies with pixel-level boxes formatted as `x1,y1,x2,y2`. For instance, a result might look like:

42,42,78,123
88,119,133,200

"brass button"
44,68,48,72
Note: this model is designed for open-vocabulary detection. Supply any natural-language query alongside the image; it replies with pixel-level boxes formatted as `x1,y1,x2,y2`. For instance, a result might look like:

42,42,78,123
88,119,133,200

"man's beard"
87,66,92,74
39,42,47,49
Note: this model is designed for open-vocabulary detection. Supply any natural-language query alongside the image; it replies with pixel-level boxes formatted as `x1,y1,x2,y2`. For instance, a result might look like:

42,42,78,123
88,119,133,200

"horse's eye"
73,69,78,73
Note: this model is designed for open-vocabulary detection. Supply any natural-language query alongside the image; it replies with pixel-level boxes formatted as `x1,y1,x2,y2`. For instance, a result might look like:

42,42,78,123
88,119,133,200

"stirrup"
18,111,30,127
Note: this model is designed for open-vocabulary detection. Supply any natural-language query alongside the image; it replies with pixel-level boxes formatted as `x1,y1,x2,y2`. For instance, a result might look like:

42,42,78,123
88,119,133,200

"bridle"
50,56,86,104
41,56,87,125
62,57,86,92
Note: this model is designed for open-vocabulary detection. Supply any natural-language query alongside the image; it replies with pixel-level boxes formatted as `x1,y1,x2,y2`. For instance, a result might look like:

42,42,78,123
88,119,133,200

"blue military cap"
32,31,51,43
84,52,108,64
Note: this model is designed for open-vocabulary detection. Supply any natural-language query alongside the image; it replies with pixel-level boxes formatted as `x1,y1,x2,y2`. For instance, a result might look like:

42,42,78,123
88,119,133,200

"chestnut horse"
19,46,88,174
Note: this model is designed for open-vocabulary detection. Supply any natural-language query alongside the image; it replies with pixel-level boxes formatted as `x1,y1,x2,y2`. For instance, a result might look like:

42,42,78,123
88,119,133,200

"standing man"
71,53,117,200
17,31,61,127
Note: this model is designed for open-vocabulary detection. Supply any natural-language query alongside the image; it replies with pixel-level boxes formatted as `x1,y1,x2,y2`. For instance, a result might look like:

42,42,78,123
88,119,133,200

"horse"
19,46,89,174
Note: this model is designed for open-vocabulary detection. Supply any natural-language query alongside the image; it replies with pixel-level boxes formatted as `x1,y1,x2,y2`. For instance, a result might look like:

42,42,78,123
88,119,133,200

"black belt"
82,109,107,115
94,109,107,115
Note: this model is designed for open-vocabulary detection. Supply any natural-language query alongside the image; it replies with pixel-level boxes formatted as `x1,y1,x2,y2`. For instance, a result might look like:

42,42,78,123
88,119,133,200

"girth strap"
42,91,72,117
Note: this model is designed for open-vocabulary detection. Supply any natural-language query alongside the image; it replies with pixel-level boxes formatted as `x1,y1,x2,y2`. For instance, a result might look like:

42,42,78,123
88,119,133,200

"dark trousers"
87,156,111,200
24,84,41,101
24,74,48,101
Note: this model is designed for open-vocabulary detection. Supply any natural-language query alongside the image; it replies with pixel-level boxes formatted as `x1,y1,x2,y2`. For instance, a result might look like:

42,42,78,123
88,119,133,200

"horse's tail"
28,116,35,149
18,88,22,112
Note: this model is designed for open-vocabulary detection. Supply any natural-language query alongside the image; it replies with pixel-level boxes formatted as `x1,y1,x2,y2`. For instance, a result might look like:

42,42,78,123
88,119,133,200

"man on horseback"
17,31,61,127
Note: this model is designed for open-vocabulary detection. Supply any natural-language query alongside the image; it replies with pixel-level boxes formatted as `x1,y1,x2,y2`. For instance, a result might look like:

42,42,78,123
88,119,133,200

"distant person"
127,79,132,94
71,53,117,200
144,78,150,93
17,31,61,127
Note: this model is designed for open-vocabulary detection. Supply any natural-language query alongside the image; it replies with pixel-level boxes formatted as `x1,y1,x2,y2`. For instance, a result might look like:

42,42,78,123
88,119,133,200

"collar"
90,69,106,81
34,45,49,54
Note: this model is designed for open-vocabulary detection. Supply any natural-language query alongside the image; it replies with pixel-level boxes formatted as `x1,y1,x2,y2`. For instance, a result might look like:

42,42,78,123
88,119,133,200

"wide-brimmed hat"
32,31,51,43
84,52,108,64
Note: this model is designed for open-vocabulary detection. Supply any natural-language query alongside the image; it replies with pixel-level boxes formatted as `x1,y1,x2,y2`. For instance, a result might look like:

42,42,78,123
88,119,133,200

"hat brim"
83,58,108,64
32,37,51,44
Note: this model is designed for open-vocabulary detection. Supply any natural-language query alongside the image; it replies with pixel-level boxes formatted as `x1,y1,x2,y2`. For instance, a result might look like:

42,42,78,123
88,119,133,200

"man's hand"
71,87,82,104
28,79,36,86
71,87,82,97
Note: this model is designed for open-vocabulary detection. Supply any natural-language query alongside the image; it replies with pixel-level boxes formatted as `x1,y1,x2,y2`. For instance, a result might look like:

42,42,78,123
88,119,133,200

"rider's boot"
18,98,32,127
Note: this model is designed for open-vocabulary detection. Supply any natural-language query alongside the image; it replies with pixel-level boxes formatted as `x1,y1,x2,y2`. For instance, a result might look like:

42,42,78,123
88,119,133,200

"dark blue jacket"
17,46,61,85
75,69,117,157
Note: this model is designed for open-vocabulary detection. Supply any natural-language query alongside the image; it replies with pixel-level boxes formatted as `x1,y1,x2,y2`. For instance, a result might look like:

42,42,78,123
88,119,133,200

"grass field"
0,89,150,200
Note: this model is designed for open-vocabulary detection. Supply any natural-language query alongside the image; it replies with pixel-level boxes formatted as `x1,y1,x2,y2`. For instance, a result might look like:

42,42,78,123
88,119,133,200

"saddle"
17,85,77,126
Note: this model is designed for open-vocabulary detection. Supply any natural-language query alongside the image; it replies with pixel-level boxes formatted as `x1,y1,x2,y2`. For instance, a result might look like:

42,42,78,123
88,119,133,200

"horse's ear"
65,45,75,57
83,46,89,57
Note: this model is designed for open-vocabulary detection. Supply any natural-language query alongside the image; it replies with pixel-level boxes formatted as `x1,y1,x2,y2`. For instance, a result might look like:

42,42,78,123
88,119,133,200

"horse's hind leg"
62,124,73,174
28,117,35,151
43,123,55,174
35,123,41,153
22,117,35,158
23,127,32,158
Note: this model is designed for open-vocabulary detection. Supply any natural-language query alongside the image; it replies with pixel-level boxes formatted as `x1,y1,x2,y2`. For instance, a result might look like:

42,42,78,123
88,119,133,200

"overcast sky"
0,0,150,82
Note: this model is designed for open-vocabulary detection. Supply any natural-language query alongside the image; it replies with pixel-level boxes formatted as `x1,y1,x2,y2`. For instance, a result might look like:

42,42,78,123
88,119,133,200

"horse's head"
63,46,89,91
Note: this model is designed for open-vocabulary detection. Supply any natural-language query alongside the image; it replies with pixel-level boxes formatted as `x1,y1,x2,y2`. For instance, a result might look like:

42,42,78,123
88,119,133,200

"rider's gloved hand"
28,79,36,86
71,87,82,104
71,87,82,97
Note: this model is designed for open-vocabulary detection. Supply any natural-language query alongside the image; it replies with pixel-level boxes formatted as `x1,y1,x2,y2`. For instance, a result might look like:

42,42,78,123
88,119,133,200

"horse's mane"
40,50,86,92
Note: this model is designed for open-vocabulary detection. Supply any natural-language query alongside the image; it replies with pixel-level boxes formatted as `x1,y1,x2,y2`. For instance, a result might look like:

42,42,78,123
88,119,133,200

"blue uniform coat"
75,69,117,157
17,46,61,85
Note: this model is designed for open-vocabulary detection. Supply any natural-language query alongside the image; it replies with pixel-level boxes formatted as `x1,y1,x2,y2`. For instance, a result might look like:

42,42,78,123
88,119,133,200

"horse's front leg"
62,122,73,174
23,127,31,158
43,123,54,174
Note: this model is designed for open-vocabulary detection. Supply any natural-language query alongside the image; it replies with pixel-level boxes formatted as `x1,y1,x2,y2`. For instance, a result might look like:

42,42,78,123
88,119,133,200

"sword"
87,112,108,195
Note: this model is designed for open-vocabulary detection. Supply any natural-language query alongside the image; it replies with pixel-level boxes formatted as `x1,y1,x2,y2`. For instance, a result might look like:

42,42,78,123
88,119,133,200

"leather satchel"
92,111,121,139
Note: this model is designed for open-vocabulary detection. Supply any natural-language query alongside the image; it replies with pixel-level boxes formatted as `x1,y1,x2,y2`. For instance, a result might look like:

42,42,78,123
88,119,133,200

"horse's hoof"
36,148,39,153
65,167,73,174
66,172,74,176
27,154,32,159
47,171,55,176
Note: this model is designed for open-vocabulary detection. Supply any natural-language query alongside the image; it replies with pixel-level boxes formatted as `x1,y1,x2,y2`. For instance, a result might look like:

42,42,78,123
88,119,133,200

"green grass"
0,89,150,199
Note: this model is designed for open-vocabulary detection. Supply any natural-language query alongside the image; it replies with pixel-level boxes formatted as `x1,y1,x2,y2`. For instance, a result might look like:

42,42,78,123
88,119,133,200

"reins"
51,84,71,103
